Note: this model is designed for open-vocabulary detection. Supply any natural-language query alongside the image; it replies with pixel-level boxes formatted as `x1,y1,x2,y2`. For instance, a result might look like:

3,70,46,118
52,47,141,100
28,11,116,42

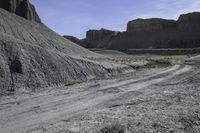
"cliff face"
86,28,119,48
127,12,200,32
178,12,200,31
64,29,119,48
0,0,41,23
66,12,200,51
127,18,177,32
107,12,200,50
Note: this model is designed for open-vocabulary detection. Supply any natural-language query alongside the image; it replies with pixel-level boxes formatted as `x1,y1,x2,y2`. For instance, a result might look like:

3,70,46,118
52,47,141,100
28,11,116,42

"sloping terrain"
0,56,200,133
0,8,110,94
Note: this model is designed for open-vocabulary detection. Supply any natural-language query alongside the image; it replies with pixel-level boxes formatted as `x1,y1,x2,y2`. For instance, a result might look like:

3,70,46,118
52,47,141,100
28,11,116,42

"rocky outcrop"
63,29,119,48
76,12,200,50
178,12,200,31
0,8,110,94
79,29,119,48
130,12,200,33
0,0,41,23
127,18,177,32
86,28,119,48
108,12,200,50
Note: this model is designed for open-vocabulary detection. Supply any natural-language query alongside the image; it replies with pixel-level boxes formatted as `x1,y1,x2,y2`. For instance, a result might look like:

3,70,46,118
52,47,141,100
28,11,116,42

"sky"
31,0,200,39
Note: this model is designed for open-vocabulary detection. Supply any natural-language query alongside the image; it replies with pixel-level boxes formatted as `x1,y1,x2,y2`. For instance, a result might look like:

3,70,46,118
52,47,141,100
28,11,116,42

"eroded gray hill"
0,8,109,94
63,35,86,47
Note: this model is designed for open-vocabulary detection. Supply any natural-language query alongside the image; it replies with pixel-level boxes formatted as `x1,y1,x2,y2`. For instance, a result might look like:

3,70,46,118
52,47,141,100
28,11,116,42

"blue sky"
31,0,200,39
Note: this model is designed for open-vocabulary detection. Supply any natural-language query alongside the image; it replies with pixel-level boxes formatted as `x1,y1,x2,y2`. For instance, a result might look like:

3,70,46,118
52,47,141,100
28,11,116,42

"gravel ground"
0,58,200,133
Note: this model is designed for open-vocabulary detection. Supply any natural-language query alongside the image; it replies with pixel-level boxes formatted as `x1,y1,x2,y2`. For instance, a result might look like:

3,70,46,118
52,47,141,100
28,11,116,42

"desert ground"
0,54,200,133
1,1,200,133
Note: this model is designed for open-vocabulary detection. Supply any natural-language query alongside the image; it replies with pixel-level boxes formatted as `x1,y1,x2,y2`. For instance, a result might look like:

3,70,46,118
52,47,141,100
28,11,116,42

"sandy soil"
0,57,200,133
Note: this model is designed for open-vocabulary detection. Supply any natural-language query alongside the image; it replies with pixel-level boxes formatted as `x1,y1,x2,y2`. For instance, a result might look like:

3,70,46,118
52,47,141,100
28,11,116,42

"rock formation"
127,18,177,32
64,29,119,48
0,2,109,93
178,12,200,31
69,12,200,51
108,12,200,50
0,0,41,23
85,29,119,48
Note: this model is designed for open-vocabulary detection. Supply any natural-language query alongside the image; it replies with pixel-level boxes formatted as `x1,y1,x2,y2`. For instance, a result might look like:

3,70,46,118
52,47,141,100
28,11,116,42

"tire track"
0,64,192,133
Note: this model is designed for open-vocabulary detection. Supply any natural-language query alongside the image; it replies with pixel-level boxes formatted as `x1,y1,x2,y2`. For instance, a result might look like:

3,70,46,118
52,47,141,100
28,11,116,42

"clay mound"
0,9,109,93
0,8,97,57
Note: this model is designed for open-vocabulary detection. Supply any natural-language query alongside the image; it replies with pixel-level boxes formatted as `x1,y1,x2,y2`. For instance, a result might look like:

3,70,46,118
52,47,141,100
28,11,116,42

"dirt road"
0,62,200,133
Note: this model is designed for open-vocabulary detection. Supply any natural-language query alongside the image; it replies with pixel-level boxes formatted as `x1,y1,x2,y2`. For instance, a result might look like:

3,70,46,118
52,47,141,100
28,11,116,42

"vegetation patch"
65,80,82,86
88,55,188,67
145,58,172,68
125,48,200,55
89,48,105,51
100,124,126,133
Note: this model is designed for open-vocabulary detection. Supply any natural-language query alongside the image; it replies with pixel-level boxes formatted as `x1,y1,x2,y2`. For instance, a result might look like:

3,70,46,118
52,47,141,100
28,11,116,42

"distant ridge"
65,12,200,50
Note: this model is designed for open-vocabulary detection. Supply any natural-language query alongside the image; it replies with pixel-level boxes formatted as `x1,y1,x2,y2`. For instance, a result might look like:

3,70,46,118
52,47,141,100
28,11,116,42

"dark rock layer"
127,18,177,32
69,12,200,50
0,0,41,23
85,29,119,48
109,12,200,50
178,12,200,31
64,29,119,48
